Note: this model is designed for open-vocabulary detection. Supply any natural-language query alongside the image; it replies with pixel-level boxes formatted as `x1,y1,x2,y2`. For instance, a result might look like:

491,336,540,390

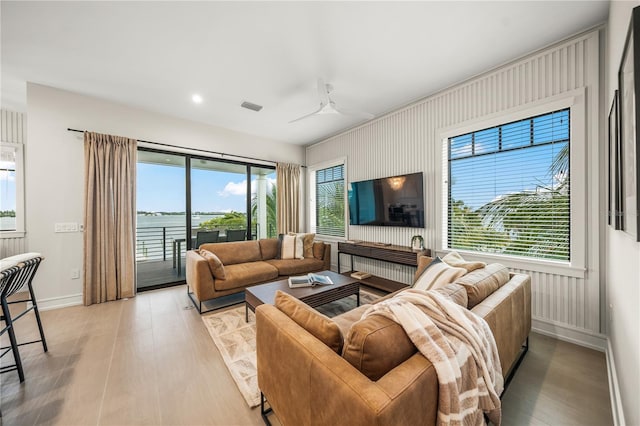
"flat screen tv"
348,172,424,228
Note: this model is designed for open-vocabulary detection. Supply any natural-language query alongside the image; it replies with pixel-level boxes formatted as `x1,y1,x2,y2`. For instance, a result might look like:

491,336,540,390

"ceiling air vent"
241,101,263,112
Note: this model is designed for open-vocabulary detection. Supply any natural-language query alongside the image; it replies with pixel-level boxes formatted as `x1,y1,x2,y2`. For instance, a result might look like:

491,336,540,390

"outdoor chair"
195,230,220,247
0,253,48,383
225,229,246,242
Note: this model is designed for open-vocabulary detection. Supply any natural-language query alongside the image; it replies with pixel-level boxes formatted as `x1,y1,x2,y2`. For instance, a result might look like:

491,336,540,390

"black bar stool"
0,254,48,383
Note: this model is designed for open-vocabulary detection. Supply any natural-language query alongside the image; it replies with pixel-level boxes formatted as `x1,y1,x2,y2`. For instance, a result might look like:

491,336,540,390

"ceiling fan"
289,78,375,123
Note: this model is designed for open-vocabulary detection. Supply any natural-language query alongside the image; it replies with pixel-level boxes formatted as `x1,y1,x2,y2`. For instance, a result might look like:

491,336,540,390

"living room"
0,1,638,425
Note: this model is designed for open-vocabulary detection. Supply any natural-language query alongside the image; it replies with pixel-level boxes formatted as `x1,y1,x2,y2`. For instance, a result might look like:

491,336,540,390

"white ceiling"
1,1,608,146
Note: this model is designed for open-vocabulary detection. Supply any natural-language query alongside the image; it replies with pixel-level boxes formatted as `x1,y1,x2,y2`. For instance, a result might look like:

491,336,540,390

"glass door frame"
136,146,275,289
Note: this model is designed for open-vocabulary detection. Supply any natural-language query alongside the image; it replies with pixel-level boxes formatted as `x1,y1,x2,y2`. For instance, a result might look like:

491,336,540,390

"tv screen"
348,172,424,228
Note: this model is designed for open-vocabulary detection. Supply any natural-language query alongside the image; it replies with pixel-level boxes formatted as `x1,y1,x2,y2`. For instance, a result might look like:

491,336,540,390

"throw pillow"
287,232,316,258
454,263,510,308
312,242,325,259
198,249,226,280
412,257,467,291
342,314,415,381
299,233,316,258
274,290,343,353
277,234,303,260
441,251,486,273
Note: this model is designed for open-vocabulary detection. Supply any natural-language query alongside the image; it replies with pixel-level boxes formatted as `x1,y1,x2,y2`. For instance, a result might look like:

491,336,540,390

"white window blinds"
447,108,570,261
315,164,345,237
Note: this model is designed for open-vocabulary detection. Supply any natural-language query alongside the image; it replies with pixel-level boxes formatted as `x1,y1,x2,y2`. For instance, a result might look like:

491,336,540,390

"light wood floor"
1,285,612,425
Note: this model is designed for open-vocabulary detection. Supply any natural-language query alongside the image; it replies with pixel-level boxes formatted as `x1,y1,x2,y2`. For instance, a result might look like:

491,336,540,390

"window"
446,109,570,261
310,162,346,238
0,142,24,235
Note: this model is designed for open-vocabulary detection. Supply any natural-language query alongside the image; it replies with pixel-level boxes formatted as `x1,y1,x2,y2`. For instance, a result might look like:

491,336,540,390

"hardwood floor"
1,286,612,425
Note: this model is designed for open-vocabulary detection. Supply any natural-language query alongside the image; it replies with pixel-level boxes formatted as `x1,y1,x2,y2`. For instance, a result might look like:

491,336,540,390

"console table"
337,241,431,293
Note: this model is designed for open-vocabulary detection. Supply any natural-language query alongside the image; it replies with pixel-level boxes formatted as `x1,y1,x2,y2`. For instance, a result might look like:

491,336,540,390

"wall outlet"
71,268,80,279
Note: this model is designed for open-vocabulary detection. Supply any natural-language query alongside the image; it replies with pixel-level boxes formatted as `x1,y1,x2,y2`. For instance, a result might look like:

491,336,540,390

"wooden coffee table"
244,270,360,321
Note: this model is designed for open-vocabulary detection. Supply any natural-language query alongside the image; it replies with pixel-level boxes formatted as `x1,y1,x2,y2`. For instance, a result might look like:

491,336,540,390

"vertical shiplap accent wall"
307,30,603,347
1,109,27,256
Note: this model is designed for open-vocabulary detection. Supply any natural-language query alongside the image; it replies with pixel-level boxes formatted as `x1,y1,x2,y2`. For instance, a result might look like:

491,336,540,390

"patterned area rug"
201,288,382,408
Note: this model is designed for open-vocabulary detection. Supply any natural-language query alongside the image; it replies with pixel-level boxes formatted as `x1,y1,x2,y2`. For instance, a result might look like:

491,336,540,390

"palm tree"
251,184,277,238
452,143,570,261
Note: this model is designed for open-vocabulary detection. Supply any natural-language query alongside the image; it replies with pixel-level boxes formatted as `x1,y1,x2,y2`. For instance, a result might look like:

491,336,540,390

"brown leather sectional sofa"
256,257,531,425
186,238,331,313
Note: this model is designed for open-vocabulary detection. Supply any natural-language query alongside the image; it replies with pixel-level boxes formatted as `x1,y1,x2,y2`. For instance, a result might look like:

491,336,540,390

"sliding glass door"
135,148,276,290
136,151,187,289
191,159,248,245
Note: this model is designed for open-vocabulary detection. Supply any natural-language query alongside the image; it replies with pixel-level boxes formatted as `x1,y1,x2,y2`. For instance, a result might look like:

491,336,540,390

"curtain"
276,163,301,234
83,131,137,305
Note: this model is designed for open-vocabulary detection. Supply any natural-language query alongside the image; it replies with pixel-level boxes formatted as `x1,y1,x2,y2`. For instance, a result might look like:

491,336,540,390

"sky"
449,109,569,209
136,163,275,213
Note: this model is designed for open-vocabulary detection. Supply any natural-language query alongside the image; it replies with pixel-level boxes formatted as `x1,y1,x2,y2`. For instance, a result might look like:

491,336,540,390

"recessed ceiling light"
192,94,203,104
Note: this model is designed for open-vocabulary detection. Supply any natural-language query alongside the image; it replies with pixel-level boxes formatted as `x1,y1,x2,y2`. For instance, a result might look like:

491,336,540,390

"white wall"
606,3,640,425
308,29,604,349
26,83,304,309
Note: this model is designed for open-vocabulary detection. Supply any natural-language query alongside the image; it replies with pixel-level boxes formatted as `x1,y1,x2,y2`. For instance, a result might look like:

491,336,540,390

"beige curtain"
276,163,301,234
83,131,137,305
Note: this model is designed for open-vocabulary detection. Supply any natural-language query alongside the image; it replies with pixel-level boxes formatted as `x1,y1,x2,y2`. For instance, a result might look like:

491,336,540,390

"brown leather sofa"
256,257,531,425
186,238,331,313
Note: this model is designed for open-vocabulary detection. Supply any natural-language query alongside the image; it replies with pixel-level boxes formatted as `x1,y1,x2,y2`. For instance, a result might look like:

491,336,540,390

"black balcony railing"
135,223,277,263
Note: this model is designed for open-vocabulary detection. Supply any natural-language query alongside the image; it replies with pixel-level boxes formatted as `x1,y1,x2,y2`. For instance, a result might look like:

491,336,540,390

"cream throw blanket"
362,289,503,425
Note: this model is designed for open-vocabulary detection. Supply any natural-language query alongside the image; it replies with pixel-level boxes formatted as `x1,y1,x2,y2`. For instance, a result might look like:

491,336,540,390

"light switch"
54,222,79,233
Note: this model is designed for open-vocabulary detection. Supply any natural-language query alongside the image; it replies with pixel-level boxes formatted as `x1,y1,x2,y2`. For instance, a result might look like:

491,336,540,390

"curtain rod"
66,127,295,167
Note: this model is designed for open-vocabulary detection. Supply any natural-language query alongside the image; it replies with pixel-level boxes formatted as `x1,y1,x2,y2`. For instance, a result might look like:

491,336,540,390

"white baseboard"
606,338,626,426
36,293,83,311
532,318,606,352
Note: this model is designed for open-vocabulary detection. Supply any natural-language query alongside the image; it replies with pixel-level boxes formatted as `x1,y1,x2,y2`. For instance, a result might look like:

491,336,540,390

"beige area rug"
201,288,382,408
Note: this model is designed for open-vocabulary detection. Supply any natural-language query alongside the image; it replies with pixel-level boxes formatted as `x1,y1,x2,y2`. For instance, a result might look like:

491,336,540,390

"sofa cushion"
413,257,467,291
277,234,303,260
342,314,416,381
198,249,226,279
441,251,486,273
432,283,468,307
258,238,279,260
454,263,510,308
265,258,325,276
213,261,278,291
274,290,343,354
200,240,262,265
312,242,325,260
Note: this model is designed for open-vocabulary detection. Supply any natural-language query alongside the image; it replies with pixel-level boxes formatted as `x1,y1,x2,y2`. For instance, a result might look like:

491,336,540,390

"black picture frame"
619,6,640,241
609,91,622,229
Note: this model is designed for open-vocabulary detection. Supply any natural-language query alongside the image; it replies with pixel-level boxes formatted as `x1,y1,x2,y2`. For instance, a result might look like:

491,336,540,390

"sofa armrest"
471,272,531,377
186,250,216,302
256,305,438,425
322,243,331,271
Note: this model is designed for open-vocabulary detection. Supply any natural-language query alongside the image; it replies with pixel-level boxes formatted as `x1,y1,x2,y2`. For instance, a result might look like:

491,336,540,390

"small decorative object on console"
350,271,372,280
411,235,424,251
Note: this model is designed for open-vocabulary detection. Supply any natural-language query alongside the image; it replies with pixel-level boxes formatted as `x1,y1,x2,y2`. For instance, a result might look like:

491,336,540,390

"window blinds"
447,109,570,261
316,164,345,237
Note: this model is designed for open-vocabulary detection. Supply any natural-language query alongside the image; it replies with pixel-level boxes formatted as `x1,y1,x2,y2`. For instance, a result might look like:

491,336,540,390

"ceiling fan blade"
317,78,330,106
333,105,375,120
288,105,323,123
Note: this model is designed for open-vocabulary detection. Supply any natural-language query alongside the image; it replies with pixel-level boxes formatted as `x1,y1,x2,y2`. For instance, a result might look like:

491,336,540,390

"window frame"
436,89,586,278
0,141,25,238
307,157,347,241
